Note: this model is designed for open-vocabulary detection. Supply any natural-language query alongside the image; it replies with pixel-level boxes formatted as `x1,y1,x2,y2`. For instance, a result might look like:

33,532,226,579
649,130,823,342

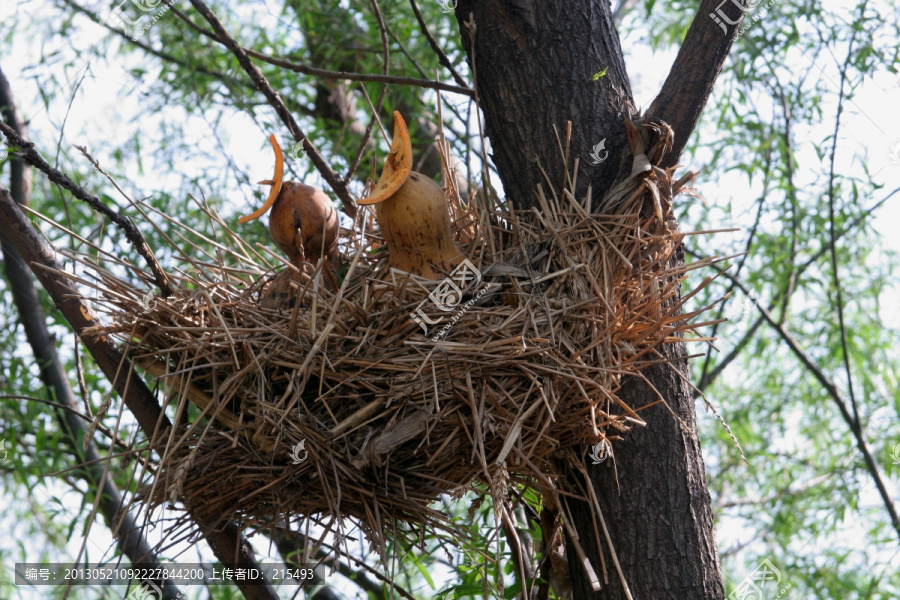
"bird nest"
64,117,718,563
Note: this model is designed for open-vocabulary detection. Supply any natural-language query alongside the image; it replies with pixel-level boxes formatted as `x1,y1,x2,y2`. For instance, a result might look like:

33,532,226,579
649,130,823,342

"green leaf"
591,66,609,80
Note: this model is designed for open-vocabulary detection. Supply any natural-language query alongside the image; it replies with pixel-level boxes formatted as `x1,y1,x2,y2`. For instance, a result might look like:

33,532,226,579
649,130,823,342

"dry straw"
55,115,721,587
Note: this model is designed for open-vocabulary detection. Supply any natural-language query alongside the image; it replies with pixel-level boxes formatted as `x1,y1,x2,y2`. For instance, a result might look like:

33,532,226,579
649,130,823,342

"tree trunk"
455,0,636,210
455,1,726,597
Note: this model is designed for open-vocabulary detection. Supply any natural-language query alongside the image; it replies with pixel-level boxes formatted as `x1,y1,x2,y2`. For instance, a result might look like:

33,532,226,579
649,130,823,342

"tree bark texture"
455,1,728,597
456,0,636,211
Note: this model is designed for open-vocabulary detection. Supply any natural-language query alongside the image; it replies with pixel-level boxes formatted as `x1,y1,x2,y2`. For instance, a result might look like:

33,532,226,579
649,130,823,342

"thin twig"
343,82,382,184
825,10,865,429
0,121,174,297
340,0,390,186
704,260,900,542
408,0,469,88
162,0,472,97
60,0,248,90
694,186,900,393
697,127,771,386
270,527,388,599
249,48,472,96
186,0,359,219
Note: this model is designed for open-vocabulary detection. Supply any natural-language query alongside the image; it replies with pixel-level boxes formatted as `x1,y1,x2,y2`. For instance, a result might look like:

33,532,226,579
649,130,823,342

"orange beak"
357,111,413,206
238,134,285,223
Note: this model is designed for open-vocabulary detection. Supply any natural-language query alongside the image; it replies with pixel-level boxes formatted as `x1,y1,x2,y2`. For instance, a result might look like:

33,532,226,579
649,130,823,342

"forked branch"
645,0,746,168
0,185,280,600
0,121,174,297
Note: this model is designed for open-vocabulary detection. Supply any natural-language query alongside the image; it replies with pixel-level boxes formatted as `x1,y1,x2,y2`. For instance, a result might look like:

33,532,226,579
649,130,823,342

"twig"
825,9,866,429
186,0,359,219
697,130,771,387
0,121,174,297
270,527,388,600
162,0,472,96
408,0,469,89
343,82,382,183
693,186,900,393
342,0,390,186
772,81,800,324
250,49,472,96
707,262,900,542
60,0,248,91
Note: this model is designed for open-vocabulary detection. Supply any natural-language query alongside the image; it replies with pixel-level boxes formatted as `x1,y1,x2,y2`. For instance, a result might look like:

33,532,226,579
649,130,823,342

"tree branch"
825,5,868,429
0,184,280,600
269,528,388,600
700,258,900,542
162,0,472,97
249,47,472,97
59,0,247,90
645,0,746,168
408,0,469,89
692,185,900,393
0,121,174,297
698,176,768,388
0,63,182,600
185,0,360,219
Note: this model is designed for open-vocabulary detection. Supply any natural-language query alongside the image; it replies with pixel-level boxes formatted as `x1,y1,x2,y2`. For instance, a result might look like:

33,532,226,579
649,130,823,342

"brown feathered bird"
239,135,339,269
239,135,340,308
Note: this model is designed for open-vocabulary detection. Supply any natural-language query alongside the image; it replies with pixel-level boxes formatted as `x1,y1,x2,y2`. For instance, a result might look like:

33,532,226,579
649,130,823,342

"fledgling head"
358,111,462,279
239,135,339,268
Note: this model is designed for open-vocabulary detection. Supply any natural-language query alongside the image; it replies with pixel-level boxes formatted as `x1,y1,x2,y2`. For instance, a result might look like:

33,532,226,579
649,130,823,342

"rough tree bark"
455,0,744,597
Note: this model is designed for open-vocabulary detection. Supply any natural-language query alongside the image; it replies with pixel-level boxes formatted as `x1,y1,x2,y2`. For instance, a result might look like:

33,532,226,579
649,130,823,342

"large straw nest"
66,116,717,555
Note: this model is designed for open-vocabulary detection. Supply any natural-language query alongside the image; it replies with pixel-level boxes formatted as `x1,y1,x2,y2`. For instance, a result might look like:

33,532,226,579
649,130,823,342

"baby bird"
240,135,340,308
239,135,339,269
359,111,462,279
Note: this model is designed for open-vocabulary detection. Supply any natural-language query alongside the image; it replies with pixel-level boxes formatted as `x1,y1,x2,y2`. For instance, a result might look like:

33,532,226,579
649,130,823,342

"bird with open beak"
239,135,339,270
239,135,340,308
359,111,463,279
